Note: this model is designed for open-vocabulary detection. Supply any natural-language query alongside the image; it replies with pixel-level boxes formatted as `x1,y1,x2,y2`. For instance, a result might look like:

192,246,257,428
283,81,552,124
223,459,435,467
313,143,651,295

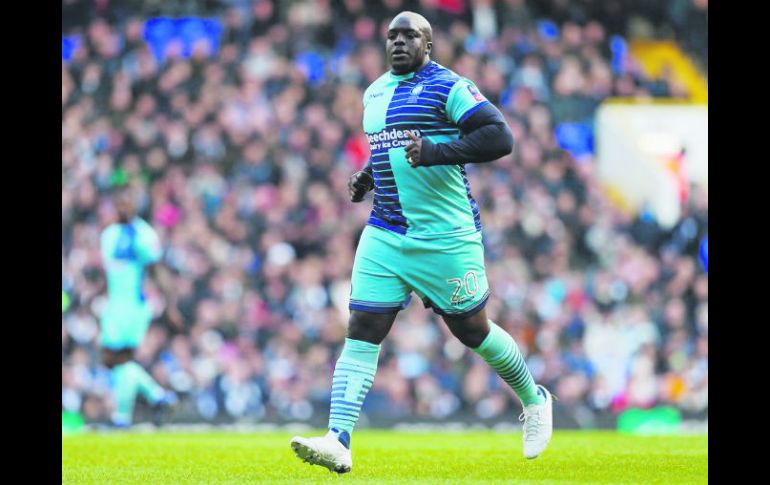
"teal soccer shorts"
349,225,490,318
99,302,153,350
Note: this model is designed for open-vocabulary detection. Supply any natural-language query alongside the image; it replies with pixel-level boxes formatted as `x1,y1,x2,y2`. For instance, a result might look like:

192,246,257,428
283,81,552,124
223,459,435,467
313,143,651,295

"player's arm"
350,86,378,202
148,262,184,331
408,103,513,166
405,78,513,167
136,220,184,330
74,230,110,315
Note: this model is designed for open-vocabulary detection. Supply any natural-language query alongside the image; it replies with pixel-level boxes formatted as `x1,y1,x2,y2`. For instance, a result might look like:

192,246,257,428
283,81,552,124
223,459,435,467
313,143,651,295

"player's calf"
464,319,554,458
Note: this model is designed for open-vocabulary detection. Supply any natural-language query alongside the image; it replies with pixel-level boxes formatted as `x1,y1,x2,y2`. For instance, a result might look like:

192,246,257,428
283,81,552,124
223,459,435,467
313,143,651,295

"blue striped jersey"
100,217,162,311
361,61,490,238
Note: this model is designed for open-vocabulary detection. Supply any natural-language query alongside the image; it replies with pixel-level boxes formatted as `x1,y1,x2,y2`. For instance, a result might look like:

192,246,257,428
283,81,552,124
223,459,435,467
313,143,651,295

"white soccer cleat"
290,431,352,474
519,385,553,459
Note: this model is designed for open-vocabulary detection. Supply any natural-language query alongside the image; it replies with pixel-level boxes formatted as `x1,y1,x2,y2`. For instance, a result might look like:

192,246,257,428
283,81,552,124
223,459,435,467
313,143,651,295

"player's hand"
405,131,440,168
405,131,424,167
166,304,185,331
348,170,374,202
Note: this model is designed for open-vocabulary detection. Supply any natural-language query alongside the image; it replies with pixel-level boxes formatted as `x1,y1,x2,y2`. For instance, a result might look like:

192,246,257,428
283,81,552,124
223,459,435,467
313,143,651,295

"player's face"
114,192,135,222
386,17,431,74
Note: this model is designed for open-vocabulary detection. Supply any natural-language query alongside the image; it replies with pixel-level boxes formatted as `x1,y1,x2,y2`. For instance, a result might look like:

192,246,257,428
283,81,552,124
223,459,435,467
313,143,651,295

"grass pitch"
62,430,707,484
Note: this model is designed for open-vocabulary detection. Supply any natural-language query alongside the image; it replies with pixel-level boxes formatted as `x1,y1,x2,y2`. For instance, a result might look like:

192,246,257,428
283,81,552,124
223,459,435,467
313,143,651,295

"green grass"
62,430,707,484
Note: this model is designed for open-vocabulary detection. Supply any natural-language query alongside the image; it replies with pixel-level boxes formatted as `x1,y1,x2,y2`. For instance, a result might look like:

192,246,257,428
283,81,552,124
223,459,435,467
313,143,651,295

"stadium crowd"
62,0,708,427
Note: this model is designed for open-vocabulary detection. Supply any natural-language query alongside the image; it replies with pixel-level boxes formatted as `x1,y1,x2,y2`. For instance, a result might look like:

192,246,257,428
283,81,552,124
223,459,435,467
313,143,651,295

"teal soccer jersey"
350,61,493,317
362,60,489,238
99,217,162,349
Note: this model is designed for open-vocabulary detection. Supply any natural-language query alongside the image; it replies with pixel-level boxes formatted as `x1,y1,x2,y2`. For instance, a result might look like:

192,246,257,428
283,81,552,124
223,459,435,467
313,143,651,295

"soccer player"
99,185,181,427
291,11,553,472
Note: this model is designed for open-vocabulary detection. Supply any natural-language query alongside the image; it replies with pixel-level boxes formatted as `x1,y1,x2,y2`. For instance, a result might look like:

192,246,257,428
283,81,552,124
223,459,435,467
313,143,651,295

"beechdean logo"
467,83,485,102
366,128,420,151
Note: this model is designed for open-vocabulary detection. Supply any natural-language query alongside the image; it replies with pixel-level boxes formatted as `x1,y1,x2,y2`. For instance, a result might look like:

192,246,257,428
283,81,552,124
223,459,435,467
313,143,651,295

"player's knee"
102,347,134,368
347,310,397,345
443,313,489,348
101,349,119,368
118,348,136,363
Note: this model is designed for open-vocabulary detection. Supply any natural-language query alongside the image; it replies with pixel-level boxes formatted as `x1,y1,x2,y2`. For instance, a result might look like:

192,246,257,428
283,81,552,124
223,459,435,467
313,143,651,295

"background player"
100,185,181,427
291,11,552,473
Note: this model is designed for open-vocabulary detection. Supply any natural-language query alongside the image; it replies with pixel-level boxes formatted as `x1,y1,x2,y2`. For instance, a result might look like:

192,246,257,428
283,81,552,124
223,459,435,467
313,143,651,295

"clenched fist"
348,170,374,202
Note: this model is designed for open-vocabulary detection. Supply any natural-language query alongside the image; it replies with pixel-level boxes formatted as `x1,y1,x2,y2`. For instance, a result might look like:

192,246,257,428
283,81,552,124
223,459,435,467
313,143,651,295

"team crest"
467,83,485,102
410,84,424,96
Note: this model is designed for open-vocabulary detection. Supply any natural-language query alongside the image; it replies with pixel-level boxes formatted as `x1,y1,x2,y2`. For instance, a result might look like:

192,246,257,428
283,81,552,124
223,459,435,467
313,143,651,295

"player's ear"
425,41,432,56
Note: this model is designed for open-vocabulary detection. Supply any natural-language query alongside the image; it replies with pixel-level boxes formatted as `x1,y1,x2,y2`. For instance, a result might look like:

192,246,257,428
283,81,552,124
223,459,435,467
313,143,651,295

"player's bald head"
386,11,433,74
389,11,432,42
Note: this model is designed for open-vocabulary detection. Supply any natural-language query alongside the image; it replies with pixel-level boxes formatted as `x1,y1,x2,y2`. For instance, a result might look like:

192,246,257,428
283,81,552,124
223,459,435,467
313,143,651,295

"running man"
99,185,180,427
291,11,553,473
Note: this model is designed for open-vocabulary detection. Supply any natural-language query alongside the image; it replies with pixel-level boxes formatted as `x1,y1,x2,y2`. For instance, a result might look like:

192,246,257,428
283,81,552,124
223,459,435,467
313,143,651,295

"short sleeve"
445,78,490,126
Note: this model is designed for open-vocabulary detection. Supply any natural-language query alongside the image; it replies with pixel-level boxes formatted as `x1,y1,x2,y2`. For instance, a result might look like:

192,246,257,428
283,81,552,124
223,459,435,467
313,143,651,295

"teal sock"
111,361,164,424
328,338,380,441
472,321,544,406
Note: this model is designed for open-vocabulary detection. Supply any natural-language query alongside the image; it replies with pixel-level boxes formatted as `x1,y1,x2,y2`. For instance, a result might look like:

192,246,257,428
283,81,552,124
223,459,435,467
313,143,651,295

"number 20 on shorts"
446,271,478,304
